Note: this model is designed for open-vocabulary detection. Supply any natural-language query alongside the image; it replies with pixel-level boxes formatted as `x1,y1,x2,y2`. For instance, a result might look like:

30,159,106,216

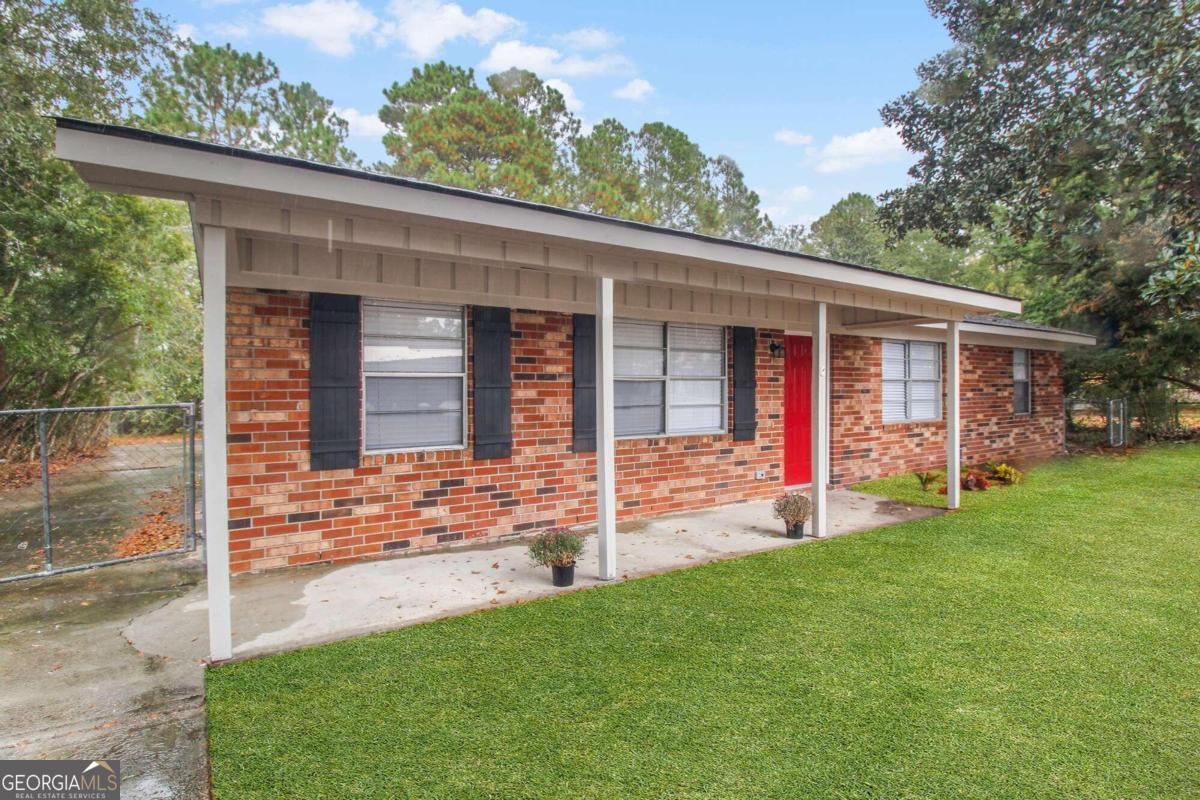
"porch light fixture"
769,342,786,359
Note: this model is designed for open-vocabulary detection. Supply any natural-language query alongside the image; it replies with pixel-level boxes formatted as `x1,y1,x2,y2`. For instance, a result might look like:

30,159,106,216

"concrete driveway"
0,491,938,799
0,555,207,800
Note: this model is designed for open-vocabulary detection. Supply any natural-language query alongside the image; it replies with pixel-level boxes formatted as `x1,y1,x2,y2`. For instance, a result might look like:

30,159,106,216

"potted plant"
528,527,585,587
772,492,813,539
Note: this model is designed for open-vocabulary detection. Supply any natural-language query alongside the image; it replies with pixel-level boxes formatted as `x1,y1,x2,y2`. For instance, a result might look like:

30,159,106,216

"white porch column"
595,276,617,580
202,225,233,661
946,320,961,510
810,302,829,537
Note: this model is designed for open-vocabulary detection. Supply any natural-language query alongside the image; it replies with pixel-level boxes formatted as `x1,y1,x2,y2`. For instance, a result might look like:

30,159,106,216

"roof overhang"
54,118,1024,318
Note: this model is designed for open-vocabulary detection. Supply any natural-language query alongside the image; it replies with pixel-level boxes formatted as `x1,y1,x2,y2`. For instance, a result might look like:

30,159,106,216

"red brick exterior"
225,289,784,573
829,335,1065,485
224,288,1064,573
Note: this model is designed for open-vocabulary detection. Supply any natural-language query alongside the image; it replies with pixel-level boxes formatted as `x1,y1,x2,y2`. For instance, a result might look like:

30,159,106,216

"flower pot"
785,521,806,539
551,562,576,587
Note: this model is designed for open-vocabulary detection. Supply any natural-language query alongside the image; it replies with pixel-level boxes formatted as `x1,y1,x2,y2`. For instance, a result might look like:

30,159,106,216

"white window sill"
363,444,466,456
615,430,727,441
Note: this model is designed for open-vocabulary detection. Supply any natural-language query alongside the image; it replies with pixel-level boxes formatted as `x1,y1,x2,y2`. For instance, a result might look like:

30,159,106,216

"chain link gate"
0,403,197,582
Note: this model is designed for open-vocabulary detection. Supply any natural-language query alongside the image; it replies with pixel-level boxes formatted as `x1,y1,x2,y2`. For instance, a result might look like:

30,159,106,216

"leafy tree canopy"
377,62,773,241
879,0,1200,395
1,0,198,430
140,41,359,166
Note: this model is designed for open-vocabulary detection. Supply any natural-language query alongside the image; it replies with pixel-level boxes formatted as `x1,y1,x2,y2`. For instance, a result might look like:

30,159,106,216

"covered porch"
126,489,938,662
54,118,1022,662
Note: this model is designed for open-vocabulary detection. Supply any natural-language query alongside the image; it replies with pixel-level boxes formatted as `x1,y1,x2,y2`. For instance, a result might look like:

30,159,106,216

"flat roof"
55,116,1021,309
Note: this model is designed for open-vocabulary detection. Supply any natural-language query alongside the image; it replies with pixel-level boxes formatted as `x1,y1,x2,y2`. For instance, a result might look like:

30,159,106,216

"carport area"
0,490,935,799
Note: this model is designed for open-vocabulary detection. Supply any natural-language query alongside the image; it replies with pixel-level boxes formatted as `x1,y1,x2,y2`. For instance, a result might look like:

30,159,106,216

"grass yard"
207,445,1200,799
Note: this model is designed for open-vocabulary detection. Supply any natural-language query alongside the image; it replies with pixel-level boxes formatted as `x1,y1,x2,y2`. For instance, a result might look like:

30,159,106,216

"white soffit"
55,121,1023,314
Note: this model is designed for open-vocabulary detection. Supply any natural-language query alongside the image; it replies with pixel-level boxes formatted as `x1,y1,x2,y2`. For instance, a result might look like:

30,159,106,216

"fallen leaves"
0,449,104,492
112,488,186,558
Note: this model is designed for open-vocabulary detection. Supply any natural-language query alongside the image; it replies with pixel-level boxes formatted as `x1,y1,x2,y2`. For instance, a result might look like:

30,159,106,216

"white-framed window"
882,340,942,423
614,320,726,437
1013,348,1032,415
362,300,466,452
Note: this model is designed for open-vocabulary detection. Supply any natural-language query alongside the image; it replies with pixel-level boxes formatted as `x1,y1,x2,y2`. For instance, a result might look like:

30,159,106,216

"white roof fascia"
56,125,1023,315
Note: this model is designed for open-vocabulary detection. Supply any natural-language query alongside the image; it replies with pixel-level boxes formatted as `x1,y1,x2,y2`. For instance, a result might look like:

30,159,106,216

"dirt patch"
0,449,103,492
113,489,186,559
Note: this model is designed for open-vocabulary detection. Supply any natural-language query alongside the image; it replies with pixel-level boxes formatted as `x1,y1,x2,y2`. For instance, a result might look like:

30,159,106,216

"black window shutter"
572,314,597,452
309,293,361,470
732,326,758,441
472,306,512,459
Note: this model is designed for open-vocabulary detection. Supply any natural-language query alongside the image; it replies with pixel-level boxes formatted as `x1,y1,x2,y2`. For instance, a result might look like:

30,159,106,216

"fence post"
38,412,53,574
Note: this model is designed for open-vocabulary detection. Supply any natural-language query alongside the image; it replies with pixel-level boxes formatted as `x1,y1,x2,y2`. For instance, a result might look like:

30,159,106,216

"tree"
140,42,278,148
880,0,1200,396
378,62,566,204
804,193,888,266
572,118,650,220
1,0,198,455
139,41,359,166
635,122,719,234
710,155,772,243
263,81,358,166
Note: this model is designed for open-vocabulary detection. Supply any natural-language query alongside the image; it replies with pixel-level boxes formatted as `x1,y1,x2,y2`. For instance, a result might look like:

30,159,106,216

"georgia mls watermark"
1,760,120,800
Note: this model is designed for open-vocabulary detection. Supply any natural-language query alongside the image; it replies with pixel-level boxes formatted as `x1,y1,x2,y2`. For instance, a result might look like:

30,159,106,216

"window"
1013,348,1031,415
614,321,726,437
882,340,942,423
362,300,465,451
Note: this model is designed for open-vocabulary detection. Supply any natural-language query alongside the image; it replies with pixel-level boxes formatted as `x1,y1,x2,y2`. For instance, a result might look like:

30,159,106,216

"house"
54,118,1095,660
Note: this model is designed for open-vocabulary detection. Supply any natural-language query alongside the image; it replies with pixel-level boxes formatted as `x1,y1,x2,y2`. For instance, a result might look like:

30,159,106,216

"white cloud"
337,107,388,137
782,184,813,202
545,79,583,113
555,27,620,51
810,125,907,173
613,78,654,101
261,0,378,57
773,129,812,146
210,21,251,40
382,0,520,58
761,185,816,227
479,39,632,78
175,23,199,42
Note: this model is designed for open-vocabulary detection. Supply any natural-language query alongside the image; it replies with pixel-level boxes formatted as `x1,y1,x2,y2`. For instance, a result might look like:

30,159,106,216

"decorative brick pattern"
224,289,784,573
829,335,1065,485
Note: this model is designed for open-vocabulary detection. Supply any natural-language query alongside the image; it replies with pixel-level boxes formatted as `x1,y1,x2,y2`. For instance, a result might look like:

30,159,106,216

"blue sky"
156,0,951,226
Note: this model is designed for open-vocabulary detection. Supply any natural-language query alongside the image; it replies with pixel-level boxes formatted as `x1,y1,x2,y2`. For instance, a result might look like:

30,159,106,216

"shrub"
915,471,939,492
772,492,813,524
962,468,991,491
992,463,1023,485
528,527,585,567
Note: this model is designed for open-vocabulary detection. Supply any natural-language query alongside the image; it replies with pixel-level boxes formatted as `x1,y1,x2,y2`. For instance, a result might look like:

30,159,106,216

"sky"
154,0,952,227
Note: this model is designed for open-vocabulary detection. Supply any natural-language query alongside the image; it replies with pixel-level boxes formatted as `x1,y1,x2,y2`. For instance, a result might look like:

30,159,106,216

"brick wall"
829,335,1065,485
225,289,785,573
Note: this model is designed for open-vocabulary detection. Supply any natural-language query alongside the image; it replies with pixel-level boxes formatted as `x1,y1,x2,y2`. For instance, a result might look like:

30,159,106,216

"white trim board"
56,124,1022,315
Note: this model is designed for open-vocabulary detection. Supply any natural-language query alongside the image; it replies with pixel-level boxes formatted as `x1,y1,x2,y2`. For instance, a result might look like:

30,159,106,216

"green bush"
528,528,585,567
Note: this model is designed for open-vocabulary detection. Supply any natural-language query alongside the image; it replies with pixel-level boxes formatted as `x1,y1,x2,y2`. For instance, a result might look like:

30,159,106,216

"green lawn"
207,445,1200,799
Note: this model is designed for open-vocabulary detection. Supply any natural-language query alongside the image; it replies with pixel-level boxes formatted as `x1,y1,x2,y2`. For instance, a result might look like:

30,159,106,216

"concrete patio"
1,489,936,800
131,490,939,661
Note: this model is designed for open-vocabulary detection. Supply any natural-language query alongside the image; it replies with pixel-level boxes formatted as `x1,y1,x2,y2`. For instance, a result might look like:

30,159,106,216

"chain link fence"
1067,393,1197,449
0,403,197,582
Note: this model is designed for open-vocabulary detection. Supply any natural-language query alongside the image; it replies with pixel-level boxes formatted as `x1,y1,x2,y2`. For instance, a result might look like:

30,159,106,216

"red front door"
784,335,813,486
